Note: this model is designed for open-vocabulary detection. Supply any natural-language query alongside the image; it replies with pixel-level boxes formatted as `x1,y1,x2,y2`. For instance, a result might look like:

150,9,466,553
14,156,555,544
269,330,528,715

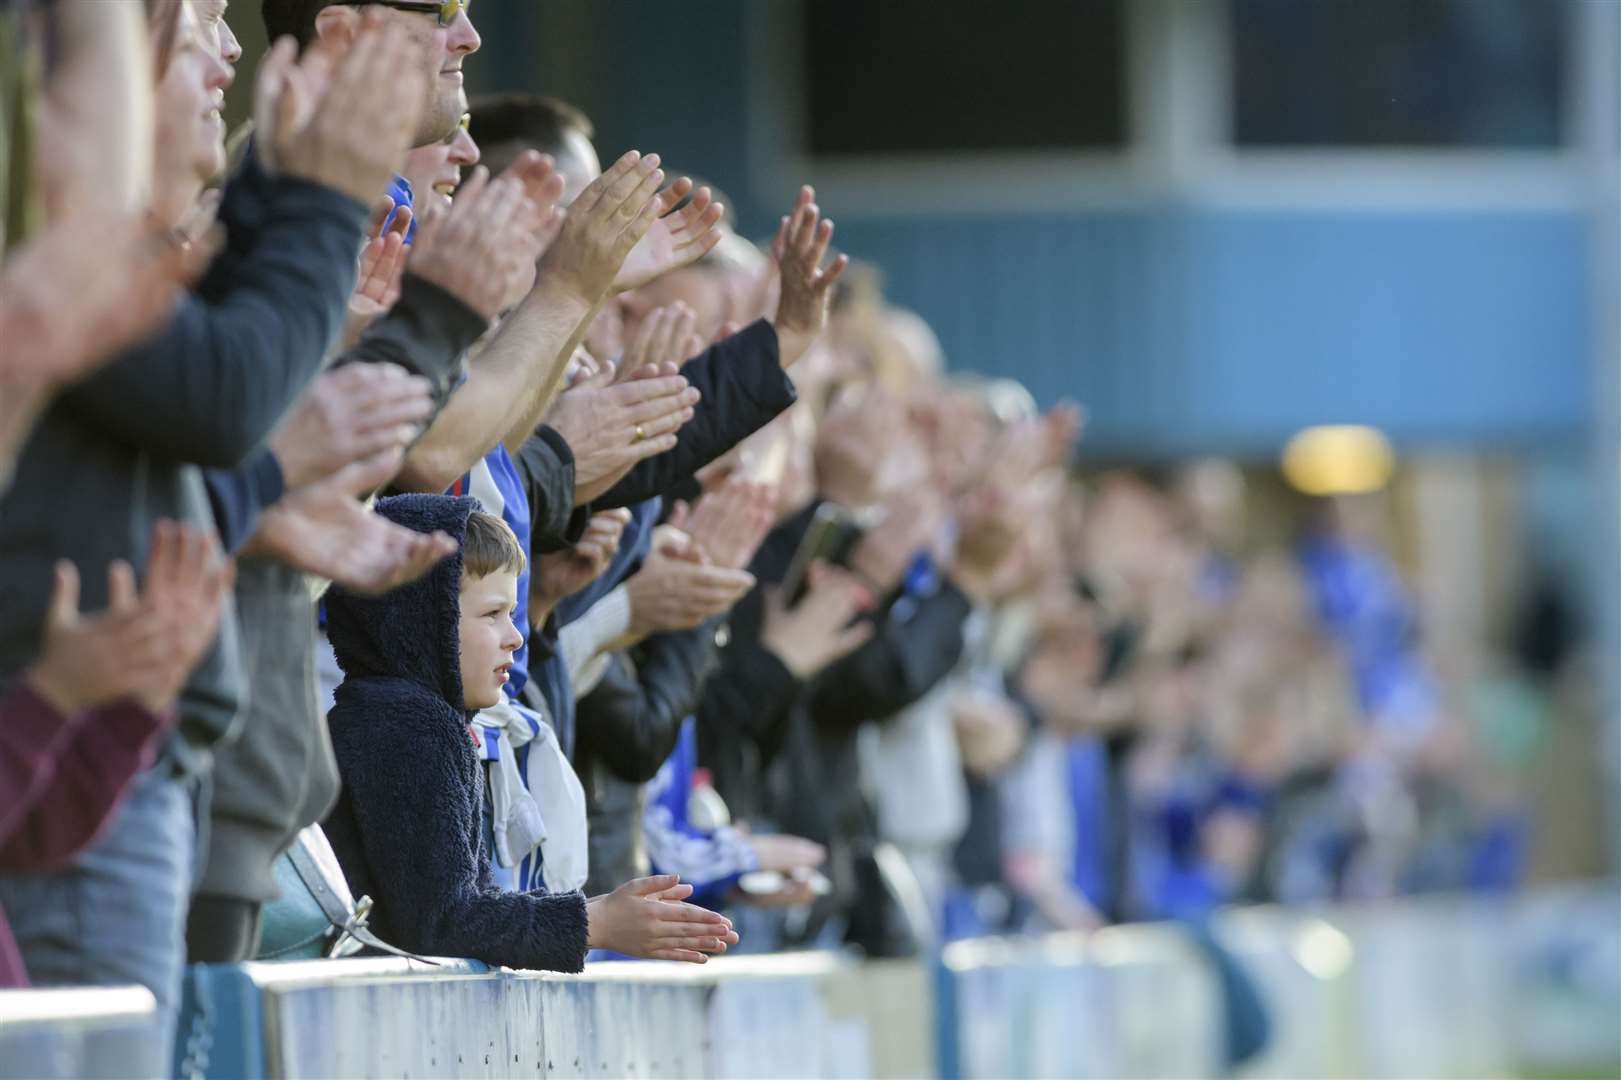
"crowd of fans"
0,0,1530,1070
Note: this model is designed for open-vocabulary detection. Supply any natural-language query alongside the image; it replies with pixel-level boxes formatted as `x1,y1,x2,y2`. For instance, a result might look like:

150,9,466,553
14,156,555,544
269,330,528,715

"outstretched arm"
333,707,592,972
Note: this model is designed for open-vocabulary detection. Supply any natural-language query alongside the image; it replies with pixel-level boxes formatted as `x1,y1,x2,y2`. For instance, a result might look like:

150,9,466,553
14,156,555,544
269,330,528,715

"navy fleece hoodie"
322,494,589,972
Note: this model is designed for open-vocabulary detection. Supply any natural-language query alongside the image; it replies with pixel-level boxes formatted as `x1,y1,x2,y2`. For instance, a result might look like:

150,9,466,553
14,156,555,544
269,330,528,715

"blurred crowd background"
0,3,1617,1077
232,0,1621,918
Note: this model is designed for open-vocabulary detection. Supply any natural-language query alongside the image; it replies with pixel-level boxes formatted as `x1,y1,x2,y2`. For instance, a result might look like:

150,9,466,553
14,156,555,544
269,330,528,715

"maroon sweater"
0,684,169,986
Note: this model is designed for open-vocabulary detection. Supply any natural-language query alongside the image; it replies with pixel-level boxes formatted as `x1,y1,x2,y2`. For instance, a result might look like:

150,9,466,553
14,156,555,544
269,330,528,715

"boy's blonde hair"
462,511,526,581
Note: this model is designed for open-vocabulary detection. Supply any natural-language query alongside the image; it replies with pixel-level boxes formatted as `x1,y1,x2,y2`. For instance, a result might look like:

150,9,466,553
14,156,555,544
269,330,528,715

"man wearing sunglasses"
402,104,480,215
263,0,480,147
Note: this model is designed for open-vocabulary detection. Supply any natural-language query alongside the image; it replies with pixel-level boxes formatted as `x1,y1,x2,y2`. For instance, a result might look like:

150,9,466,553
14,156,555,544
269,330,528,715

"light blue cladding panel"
835,209,1594,456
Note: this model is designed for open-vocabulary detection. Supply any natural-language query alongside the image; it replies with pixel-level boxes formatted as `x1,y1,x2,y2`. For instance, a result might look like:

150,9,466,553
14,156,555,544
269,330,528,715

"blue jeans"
0,768,199,1074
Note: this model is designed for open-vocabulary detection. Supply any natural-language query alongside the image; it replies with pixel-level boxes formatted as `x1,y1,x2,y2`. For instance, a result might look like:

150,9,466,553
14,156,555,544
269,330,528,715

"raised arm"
60,23,429,466
396,152,673,493
585,186,840,510
590,319,795,510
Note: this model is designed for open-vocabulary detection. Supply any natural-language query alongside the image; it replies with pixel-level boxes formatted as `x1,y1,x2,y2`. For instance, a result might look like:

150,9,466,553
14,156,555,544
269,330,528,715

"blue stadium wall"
471,0,1595,458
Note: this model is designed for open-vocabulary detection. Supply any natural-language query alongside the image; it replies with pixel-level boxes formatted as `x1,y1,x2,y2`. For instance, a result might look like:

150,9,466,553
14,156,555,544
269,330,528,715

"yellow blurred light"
1281,425,1395,496
1291,919,1356,981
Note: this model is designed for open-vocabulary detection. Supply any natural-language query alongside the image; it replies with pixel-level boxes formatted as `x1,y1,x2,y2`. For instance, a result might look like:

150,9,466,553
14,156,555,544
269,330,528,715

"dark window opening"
1232,0,1565,148
803,0,1127,156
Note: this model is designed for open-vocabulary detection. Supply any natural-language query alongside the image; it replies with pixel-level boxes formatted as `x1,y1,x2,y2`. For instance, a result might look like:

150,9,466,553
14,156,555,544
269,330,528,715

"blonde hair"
462,511,525,580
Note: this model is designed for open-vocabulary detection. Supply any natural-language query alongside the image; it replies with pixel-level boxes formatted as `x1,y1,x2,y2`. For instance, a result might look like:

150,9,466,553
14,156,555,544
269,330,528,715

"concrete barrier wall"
2,887,1616,1080
0,986,159,1079
179,952,933,1080
945,928,1222,1079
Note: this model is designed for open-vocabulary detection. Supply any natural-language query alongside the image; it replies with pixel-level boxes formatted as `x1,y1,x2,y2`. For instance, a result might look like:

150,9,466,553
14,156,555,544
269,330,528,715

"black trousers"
184,896,263,964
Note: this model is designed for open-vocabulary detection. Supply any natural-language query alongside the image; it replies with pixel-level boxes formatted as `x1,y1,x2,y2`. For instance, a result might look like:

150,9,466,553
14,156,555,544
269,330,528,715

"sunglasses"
442,112,471,146
343,0,469,28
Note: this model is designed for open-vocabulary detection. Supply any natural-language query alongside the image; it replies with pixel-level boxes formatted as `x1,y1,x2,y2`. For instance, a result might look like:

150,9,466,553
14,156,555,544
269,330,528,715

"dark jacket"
696,499,972,932
0,153,367,767
513,426,587,556
532,321,793,768
693,504,808,822
200,272,487,554
575,623,724,895
778,562,972,868
592,319,795,511
323,494,589,972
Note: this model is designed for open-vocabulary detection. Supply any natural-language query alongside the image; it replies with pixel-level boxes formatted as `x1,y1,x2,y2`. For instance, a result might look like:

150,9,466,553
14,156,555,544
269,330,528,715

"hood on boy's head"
326,494,476,711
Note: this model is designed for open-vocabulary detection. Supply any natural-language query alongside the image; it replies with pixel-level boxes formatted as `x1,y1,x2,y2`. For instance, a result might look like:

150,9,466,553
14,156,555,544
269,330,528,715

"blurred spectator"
0,2,425,1043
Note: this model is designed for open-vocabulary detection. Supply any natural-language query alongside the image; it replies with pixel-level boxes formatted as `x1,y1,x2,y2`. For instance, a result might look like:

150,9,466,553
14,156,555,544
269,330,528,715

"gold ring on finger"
633,425,648,444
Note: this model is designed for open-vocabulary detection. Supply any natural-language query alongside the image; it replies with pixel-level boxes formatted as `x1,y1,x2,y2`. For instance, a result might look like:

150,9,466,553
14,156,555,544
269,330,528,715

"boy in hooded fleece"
323,495,737,971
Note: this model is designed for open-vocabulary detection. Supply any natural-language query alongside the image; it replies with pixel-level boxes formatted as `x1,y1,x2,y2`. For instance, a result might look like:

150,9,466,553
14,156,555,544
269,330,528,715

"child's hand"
585,875,738,964
25,521,233,716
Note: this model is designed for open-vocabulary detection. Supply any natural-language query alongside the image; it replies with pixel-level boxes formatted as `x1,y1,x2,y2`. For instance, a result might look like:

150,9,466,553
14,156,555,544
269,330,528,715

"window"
1231,0,1565,148
802,0,1126,156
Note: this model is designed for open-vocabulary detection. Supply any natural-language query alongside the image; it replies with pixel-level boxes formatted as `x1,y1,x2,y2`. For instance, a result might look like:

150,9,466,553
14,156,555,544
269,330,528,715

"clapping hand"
481,151,567,308
847,488,948,596
617,302,701,383
545,368,699,505
539,152,675,306
242,450,456,596
979,401,1086,493
675,477,777,572
759,562,875,680
26,522,233,716
256,12,428,203
269,363,435,491
612,180,726,293
408,166,547,322
622,526,756,639
501,149,567,251
344,199,413,347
